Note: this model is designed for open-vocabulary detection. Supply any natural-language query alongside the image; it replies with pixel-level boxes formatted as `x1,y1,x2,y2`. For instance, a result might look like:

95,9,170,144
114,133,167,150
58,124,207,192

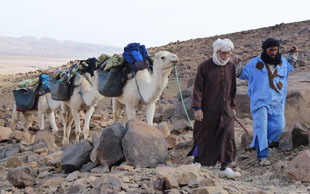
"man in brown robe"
191,38,240,178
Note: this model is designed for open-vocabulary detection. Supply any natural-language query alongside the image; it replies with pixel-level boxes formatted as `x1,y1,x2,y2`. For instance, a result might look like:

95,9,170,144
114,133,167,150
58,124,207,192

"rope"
133,71,146,102
174,66,194,129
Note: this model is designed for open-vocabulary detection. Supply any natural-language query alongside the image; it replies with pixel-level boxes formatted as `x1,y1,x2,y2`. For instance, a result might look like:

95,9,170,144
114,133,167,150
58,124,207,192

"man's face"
217,50,232,61
266,46,279,58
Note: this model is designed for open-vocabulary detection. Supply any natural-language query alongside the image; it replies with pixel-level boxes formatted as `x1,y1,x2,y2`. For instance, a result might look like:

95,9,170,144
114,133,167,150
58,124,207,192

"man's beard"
261,49,281,65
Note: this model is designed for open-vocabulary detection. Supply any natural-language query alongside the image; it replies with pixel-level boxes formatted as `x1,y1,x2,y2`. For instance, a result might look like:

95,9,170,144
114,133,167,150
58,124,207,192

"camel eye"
161,56,165,60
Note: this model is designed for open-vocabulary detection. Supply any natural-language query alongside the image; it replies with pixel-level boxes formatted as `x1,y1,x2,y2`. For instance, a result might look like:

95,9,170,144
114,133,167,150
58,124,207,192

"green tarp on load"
17,77,39,88
104,54,124,71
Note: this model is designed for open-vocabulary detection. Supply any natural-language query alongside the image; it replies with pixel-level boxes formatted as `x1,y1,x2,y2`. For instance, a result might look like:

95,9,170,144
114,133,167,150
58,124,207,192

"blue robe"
238,56,294,151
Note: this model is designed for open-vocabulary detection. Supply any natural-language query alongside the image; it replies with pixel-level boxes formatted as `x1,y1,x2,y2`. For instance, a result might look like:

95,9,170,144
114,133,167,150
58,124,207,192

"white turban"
212,38,234,66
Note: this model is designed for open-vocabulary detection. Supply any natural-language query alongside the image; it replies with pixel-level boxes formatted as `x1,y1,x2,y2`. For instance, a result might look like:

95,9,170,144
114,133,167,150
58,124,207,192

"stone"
292,122,310,148
122,119,168,168
175,140,193,149
99,175,122,194
34,130,56,148
223,184,241,194
11,130,33,144
177,88,192,101
174,97,194,120
0,145,20,160
24,187,37,194
7,166,37,188
241,133,253,148
163,104,176,115
61,139,93,173
45,151,63,166
33,148,49,155
198,178,216,187
80,162,97,173
286,150,310,183
279,131,293,151
40,177,66,188
90,123,125,167
66,171,81,182
171,119,190,132
193,186,228,194
166,134,179,149
177,170,199,186
6,157,23,168
156,122,170,137
0,126,12,142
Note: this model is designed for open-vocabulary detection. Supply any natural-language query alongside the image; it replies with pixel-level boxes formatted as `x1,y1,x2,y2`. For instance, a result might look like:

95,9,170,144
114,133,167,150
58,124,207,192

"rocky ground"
0,20,310,194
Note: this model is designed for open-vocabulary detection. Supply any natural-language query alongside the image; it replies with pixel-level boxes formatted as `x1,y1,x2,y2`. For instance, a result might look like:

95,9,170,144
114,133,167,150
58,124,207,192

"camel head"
153,51,179,72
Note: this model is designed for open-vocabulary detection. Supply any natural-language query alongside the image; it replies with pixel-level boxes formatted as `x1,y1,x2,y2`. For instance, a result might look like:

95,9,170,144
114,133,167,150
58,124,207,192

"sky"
0,0,309,48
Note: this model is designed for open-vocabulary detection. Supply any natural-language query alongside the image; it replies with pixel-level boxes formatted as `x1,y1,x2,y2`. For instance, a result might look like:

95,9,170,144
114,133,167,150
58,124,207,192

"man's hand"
231,56,241,64
233,109,237,117
289,45,298,53
194,109,203,121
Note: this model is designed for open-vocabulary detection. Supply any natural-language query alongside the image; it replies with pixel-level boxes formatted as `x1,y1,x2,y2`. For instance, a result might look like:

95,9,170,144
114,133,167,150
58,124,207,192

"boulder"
90,123,125,167
291,122,310,148
61,139,93,173
7,166,37,188
286,150,310,182
122,119,168,168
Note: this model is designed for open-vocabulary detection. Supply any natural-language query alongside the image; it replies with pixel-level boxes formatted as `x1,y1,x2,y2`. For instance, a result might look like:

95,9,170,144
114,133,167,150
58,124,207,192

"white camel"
113,51,179,125
61,72,103,144
12,92,61,134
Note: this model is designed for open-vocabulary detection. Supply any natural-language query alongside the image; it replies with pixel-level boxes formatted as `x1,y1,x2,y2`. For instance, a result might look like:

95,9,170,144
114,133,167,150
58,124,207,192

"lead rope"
174,66,194,129
133,71,146,102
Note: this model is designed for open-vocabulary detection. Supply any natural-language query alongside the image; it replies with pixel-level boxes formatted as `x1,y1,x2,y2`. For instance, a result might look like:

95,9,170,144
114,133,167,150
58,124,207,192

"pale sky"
0,0,309,48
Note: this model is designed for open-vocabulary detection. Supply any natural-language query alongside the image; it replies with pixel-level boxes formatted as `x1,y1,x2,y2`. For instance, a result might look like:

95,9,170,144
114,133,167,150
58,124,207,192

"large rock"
61,139,93,173
0,126,12,142
122,119,168,168
291,122,310,148
286,150,310,182
7,166,37,188
90,123,125,167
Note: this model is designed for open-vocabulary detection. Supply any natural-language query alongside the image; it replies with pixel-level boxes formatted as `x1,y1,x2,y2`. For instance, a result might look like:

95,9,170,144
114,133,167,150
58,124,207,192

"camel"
113,51,179,125
61,72,103,144
12,92,61,134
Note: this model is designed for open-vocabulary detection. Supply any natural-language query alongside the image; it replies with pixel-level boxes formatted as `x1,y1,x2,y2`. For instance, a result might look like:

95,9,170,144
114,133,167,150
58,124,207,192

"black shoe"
193,156,199,163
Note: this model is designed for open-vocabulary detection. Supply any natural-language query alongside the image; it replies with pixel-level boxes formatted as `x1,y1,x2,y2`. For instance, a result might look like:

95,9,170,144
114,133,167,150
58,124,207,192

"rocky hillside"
0,20,309,194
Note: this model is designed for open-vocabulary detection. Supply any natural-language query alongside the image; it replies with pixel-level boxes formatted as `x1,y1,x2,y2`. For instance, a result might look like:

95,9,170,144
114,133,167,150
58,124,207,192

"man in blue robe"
236,38,298,166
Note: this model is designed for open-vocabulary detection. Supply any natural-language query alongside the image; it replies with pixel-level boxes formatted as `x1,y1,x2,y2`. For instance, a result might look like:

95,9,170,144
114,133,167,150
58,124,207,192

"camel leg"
125,104,136,122
83,106,94,140
112,98,122,122
71,109,81,143
47,110,58,135
38,111,45,130
146,103,156,126
12,103,19,130
23,113,32,133
61,103,71,144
